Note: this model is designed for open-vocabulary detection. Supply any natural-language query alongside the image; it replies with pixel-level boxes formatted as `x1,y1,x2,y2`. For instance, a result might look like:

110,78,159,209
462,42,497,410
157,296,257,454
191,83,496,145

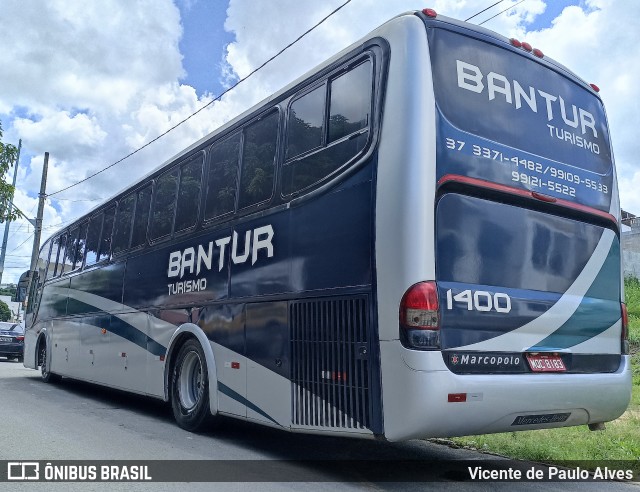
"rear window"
428,27,614,212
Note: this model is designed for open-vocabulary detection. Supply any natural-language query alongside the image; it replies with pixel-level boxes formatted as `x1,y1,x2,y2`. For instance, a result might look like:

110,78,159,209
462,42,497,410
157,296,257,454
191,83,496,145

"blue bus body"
23,11,630,440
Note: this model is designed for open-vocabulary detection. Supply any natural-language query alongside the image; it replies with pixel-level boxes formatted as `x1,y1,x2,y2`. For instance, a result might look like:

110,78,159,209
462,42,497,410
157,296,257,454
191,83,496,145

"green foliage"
0,299,11,322
0,121,20,222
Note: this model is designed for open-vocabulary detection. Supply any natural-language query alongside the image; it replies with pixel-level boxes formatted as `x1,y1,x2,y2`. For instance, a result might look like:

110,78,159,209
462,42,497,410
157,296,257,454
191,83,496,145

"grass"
448,277,640,473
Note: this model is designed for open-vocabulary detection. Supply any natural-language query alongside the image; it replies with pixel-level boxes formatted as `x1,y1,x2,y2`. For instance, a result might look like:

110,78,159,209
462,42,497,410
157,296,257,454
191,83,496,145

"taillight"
16,336,24,342
621,303,629,355
399,281,440,350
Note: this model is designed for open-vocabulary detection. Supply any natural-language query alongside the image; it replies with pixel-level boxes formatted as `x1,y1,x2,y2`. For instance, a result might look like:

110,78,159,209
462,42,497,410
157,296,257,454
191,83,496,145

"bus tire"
170,338,213,432
38,341,60,383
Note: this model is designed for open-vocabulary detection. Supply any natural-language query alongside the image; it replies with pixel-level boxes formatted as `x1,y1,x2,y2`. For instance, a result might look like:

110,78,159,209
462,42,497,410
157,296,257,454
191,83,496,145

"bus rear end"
376,11,631,441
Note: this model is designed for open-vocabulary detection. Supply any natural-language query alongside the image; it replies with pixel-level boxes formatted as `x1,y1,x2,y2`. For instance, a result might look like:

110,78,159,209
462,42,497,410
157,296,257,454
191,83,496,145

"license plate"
0,337,11,343
526,353,566,372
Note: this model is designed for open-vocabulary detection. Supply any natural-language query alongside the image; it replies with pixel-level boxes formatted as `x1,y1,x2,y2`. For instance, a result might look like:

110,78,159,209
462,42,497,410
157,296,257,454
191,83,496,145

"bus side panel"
287,175,373,293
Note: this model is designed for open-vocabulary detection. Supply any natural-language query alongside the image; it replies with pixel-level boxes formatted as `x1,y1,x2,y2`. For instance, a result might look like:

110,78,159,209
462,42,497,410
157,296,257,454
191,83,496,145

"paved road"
0,359,636,491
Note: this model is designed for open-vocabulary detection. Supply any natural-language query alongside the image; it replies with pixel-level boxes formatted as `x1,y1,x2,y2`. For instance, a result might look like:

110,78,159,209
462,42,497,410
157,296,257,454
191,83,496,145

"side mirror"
16,270,32,302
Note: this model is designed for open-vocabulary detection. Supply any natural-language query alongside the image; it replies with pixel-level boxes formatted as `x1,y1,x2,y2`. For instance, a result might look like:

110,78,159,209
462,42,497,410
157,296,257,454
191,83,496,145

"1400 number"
446,289,512,313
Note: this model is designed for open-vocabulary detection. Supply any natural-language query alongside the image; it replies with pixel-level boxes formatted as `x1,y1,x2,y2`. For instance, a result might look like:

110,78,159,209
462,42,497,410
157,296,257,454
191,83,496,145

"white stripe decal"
454,229,615,352
568,320,621,354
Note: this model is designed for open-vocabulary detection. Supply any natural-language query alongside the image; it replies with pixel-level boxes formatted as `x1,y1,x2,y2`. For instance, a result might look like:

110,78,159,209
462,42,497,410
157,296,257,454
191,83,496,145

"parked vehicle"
0,322,25,362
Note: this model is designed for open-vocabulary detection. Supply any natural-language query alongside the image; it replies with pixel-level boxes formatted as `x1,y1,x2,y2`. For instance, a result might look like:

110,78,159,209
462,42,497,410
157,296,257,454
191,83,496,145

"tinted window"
204,134,240,220
131,185,151,248
328,61,371,142
283,59,373,195
98,206,115,261
175,155,203,232
47,237,60,278
73,222,88,269
85,214,102,267
113,194,135,255
238,111,278,209
151,168,178,240
53,234,67,277
286,85,324,159
37,240,50,278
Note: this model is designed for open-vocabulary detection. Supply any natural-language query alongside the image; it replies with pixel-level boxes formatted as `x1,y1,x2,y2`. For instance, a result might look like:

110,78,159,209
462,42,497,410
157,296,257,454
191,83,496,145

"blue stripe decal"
217,382,281,427
528,239,621,350
106,317,167,357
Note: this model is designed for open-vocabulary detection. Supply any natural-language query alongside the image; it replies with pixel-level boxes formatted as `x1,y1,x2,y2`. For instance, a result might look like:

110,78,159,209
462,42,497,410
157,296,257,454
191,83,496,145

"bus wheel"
171,339,213,432
38,342,60,383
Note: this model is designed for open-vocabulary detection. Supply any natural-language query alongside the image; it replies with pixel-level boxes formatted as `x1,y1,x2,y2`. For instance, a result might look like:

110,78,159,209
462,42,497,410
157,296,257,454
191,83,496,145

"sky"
0,0,638,283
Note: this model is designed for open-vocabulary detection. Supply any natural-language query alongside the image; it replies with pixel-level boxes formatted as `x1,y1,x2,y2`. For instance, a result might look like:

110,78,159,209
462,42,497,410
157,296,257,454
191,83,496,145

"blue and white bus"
23,9,631,441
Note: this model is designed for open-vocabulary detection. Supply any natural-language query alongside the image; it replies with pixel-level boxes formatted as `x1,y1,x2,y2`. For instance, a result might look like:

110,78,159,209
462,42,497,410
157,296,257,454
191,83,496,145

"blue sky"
0,0,638,283
177,0,234,97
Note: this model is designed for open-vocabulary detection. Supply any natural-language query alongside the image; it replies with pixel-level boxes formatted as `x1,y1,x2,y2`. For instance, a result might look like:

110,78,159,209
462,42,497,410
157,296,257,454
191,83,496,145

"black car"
0,322,24,362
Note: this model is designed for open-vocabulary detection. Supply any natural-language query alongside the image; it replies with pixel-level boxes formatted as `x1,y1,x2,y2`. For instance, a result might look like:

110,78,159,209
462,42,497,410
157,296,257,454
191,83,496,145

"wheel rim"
40,345,48,378
178,351,203,411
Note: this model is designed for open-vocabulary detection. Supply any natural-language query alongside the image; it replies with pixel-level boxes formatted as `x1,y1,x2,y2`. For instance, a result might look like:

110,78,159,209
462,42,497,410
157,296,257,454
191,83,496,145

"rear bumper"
0,344,24,357
380,341,632,441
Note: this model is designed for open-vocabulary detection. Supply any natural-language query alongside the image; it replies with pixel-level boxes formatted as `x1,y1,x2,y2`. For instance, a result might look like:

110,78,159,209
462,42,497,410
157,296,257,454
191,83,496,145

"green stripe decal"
528,238,621,351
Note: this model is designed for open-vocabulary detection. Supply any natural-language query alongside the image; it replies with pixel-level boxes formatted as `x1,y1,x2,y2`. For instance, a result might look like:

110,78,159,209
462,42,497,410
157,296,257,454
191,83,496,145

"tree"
0,120,21,222
0,299,11,322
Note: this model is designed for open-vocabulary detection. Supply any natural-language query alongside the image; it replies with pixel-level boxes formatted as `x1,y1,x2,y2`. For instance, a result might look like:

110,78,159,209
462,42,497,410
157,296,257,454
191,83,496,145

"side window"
131,185,151,248
53,233,67,277
150,168,178,241
283,58,373,195
73,222,88,270
238,111,278,209
85,213,103,267
113,194,135,255
98,206,115,262
175,154,203,233
38,240,51,279
328,61,371,142
47,236,60,279
66,226,80,271
204,134,240,221
286,86,324,160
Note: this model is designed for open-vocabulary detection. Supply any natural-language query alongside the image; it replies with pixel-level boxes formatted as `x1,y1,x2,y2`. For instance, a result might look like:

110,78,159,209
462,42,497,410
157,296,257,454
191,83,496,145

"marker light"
510,38,522,48
622,303,629,354
590,83,600,93
400,281,440,350
521,42,533,52
533,48,544,58
422,8,437,18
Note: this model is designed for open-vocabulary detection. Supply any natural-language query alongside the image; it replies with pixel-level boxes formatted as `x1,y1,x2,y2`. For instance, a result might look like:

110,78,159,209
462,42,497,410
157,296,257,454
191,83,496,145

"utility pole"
26,152,48,295
0,138,21,284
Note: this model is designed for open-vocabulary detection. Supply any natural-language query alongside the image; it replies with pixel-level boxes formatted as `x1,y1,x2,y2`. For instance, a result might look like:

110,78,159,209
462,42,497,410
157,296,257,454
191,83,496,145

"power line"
479,0,526,25
47,0,353,198
465,0,505,22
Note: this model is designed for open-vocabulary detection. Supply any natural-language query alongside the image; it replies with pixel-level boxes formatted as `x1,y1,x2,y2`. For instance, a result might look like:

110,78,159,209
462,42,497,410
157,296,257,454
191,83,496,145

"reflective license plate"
526,353,566,372
0,337,11,343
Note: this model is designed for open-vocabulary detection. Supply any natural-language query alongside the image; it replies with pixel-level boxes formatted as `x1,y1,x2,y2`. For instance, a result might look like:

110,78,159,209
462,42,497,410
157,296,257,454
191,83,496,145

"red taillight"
590,83,600,93
16,336,24,342
422,8,437,18
621,303,629,355
400,282,440,350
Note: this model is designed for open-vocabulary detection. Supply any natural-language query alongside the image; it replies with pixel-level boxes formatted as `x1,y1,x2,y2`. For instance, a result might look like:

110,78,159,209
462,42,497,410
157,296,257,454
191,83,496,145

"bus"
22,9,631,441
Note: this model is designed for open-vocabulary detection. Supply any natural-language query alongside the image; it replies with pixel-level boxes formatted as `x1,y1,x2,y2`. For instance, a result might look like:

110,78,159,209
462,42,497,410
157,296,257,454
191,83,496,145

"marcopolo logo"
450,353,521,368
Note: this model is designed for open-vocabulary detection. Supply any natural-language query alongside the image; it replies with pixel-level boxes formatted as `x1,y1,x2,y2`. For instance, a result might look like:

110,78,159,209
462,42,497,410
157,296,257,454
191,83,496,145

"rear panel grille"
291,296,371,430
